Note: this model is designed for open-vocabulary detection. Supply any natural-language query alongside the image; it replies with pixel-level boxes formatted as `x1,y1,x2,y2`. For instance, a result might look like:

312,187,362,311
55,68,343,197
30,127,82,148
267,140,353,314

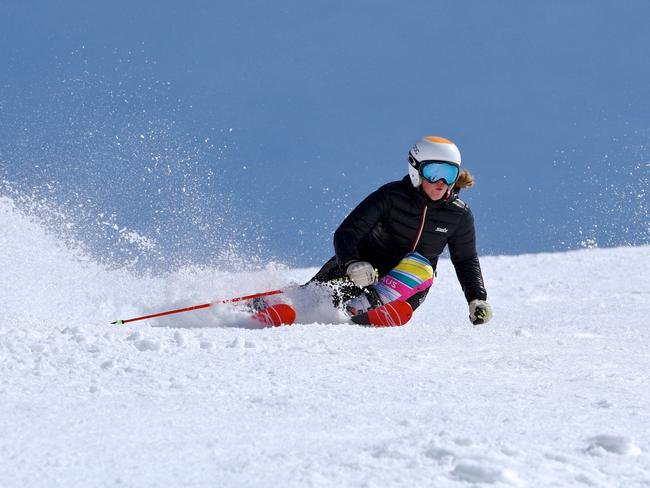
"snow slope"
1,196,649,487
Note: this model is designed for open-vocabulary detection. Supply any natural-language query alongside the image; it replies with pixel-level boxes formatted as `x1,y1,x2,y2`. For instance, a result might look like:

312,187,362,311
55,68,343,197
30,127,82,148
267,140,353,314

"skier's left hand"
469,299,492,326
346,261,378,288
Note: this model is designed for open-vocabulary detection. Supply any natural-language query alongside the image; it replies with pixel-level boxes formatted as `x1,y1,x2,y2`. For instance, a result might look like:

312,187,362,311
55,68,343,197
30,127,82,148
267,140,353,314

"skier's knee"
394,251,434,287
375,251,434,303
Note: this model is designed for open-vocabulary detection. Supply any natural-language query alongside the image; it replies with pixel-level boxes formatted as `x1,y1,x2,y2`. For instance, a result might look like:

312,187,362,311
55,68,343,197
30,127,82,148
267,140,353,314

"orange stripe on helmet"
424,136,454,145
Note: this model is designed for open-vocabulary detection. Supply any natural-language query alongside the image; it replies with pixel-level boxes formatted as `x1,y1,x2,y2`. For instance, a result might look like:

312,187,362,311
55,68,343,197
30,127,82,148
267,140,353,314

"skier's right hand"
346,261,378,288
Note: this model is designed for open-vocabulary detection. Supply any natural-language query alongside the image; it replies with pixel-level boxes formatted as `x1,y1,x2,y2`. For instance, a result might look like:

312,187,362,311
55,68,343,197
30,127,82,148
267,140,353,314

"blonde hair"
455,169,474,189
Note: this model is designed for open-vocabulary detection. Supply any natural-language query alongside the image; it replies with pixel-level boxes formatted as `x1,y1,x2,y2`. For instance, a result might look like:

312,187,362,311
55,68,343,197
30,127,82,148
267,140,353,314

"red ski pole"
111,288,285,325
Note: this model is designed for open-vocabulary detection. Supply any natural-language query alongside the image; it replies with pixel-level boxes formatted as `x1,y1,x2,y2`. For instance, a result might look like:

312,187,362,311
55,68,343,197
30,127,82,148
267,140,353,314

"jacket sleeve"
447,207,488,302
333,187,391,267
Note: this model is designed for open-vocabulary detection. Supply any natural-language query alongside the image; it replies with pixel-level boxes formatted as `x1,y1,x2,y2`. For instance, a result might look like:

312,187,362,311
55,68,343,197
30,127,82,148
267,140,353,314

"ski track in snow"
1,198,650,487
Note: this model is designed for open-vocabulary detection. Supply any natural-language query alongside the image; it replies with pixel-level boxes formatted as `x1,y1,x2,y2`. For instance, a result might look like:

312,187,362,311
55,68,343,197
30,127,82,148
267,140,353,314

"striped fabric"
374,252,434,304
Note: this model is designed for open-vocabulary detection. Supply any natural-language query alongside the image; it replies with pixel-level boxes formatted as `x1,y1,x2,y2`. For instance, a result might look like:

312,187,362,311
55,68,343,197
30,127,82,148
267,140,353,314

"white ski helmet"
408,136,461,187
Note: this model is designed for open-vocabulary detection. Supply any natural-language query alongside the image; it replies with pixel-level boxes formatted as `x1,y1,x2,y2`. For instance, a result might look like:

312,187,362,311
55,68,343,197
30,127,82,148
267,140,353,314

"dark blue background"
1,0,648,269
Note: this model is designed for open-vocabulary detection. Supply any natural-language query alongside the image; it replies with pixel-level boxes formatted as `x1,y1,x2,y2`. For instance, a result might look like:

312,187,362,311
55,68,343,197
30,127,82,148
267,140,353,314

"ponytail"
455,169,474,189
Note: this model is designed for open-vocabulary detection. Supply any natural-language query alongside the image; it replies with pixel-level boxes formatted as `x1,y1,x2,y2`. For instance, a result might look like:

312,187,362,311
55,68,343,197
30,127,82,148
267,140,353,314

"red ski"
351,299,413,327
251,303,297,327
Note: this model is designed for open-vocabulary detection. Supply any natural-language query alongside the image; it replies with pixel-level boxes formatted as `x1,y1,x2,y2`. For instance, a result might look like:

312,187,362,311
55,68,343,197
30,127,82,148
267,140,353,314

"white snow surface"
1,196,650,487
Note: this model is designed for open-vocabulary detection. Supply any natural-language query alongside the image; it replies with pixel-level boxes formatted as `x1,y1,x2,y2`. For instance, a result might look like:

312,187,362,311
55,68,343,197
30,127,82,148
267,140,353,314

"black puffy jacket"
332,176,487,303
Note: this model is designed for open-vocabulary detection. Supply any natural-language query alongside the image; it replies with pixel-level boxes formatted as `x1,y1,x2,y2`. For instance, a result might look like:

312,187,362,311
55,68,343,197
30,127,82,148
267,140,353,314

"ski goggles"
419,161,459,185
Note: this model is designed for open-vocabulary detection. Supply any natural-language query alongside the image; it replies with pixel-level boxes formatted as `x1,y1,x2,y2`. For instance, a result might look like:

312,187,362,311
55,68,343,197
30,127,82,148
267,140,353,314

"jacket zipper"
410,204,428,251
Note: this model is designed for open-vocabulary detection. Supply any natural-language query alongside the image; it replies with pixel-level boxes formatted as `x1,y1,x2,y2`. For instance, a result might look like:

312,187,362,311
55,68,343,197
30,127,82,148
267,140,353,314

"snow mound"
586,435,642,456
451,463,522,485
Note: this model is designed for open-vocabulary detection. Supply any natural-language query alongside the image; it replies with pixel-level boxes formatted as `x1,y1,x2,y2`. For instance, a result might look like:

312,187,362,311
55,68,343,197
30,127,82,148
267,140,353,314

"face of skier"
421,178,449,201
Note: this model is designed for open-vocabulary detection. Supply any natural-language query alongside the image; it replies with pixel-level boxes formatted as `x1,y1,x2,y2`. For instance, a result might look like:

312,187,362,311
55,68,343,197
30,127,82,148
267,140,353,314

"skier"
309,136,492,326
111,136,491,328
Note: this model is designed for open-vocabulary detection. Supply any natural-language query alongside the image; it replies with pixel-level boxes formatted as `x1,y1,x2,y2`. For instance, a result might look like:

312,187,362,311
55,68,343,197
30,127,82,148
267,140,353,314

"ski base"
251,303,297,327
351,300,413,327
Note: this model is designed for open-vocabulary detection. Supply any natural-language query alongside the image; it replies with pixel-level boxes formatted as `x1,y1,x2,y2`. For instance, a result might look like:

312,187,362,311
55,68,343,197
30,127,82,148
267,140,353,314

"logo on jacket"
435,227,448,233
